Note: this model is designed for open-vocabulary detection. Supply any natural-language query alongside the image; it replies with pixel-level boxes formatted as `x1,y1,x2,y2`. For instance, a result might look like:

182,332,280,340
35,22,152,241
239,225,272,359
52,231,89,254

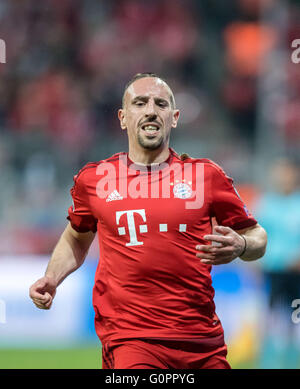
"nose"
145,113,157,122
144,99,157,118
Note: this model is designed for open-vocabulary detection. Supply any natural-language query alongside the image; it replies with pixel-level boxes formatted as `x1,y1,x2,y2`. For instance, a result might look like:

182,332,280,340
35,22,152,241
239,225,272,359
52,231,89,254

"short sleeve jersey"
67,148,257,345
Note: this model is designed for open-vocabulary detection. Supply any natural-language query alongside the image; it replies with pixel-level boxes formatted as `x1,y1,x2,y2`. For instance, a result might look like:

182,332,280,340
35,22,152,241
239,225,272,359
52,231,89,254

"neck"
128,146,170,165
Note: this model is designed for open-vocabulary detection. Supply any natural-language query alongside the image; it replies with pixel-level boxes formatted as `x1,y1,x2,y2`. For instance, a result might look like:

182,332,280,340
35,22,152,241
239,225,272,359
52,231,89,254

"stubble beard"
137,129,164,150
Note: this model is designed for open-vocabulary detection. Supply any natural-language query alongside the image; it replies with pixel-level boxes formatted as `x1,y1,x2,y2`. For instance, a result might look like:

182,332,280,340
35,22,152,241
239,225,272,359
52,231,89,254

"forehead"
125,77,172,102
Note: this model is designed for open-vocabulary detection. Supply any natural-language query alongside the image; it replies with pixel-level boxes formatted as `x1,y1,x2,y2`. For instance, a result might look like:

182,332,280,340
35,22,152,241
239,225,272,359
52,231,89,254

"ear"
118,109,127,130
171,110,180,128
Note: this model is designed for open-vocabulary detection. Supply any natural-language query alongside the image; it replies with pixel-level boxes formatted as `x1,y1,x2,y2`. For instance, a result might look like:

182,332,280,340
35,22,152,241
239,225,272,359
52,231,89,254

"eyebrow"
131,95,170,105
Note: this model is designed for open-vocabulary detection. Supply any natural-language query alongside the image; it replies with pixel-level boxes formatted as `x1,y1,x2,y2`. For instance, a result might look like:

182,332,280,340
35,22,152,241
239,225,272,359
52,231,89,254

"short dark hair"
122,72,176,108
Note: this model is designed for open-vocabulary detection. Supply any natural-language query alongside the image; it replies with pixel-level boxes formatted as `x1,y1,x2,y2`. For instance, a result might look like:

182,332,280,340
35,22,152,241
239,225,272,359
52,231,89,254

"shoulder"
177,153,229,177
201,159,231,179
74,162,100,181
73,152,126,183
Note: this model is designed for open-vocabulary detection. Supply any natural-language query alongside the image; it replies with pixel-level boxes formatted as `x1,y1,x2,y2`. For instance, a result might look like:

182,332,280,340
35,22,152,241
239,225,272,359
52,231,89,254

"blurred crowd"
0,0,299,254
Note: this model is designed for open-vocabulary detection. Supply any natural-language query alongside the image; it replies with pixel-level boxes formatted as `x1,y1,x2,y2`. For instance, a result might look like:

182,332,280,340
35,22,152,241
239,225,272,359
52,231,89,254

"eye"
134,101,145,106
157,101,168,108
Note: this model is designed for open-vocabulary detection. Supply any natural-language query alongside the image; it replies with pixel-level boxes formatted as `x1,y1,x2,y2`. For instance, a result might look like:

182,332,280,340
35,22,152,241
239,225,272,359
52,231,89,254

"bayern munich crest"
173,182,193,199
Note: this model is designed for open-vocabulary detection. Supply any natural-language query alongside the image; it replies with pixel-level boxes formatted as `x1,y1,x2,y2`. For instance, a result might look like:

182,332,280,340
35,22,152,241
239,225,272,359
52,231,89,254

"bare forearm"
45,224,95,286
45,236,85,285
239,225,267,261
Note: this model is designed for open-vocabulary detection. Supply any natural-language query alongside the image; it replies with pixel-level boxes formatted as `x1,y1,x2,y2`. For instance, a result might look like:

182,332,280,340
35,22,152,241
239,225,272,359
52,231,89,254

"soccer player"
29,73,267,369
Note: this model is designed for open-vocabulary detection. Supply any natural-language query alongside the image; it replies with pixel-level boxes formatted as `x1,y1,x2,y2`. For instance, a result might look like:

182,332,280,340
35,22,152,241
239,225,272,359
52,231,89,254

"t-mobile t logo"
116,209,147,247
116,209,188,246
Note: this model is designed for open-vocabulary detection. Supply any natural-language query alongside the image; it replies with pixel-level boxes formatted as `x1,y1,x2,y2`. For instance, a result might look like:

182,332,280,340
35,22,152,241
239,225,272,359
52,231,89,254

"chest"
87,168,212,244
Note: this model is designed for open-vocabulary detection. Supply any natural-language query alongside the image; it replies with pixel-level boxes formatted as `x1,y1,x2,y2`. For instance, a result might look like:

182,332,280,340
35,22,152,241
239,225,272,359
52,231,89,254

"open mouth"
141,123,160,136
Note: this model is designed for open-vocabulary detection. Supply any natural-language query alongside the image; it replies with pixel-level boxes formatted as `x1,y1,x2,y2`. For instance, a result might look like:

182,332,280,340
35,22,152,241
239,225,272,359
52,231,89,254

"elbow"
256,244,267,260
256,229,268,260
241,227,268,261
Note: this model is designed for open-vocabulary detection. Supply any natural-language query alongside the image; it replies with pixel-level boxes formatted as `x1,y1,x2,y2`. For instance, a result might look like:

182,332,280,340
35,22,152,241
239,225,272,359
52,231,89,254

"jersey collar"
125,147,178,175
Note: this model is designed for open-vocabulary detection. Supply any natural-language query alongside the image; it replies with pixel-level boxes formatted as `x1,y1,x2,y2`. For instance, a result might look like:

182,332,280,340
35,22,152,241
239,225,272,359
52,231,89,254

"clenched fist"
29,276,57,310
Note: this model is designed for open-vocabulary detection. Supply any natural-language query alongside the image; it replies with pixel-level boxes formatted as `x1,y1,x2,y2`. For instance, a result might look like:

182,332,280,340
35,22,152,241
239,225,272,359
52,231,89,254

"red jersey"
67,148,257,345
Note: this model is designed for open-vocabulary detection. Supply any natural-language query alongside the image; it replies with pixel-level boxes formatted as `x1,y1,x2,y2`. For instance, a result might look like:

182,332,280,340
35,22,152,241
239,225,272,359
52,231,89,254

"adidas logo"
106,190,123,202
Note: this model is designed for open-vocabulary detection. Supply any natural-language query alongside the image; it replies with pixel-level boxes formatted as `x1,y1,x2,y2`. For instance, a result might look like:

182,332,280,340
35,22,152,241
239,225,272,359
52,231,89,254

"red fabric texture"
67,148,257,345
102,338,231,369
